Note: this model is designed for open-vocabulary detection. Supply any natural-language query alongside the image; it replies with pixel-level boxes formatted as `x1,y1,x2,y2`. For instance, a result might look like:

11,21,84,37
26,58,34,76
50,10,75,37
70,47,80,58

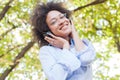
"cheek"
48,25,57,33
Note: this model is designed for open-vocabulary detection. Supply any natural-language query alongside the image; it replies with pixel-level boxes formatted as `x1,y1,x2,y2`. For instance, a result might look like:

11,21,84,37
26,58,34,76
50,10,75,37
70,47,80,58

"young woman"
31,1,96,80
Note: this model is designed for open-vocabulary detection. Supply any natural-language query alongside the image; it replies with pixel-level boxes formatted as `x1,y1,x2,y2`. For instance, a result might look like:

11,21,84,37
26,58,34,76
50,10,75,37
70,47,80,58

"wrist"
63,41,69,49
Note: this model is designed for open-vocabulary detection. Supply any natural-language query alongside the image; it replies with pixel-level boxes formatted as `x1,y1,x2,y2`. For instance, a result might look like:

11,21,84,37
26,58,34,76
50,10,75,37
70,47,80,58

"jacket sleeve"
39,46,80,80
76,39,96,66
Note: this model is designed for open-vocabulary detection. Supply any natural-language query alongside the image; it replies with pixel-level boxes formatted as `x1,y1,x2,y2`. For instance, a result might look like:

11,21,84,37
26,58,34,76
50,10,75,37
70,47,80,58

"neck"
64,36,71,44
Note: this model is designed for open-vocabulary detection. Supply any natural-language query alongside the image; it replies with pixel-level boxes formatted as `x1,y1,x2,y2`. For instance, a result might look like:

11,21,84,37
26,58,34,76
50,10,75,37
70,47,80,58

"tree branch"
0,40,35,80
0,25,16,40
72,0,107,12
0,44,24,58
0,0,14,21
113,23,120,53
100,18,120,53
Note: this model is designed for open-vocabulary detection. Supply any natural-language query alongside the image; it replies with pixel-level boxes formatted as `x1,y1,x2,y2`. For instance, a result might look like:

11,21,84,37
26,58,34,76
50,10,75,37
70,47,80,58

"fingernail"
44,37,47,40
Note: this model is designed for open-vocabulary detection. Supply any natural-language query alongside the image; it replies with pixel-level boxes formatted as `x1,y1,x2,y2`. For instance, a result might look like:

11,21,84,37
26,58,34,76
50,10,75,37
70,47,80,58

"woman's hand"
70,20,86,52
44,34,70,49
70,19,78,38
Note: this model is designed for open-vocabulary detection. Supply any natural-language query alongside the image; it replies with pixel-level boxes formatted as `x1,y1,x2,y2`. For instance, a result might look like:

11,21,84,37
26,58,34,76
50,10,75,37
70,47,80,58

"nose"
58,18,65,26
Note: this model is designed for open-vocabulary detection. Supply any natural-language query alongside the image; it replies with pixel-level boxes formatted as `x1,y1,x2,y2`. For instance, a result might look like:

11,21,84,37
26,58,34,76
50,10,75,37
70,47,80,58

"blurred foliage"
0,0,120,80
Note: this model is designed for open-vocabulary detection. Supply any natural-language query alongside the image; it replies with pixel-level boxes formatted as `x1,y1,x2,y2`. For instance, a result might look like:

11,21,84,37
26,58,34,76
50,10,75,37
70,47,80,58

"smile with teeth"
59,24,68,30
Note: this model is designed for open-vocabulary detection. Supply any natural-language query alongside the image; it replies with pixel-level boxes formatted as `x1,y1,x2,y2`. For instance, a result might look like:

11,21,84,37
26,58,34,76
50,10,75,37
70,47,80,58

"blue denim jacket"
39,39,96,80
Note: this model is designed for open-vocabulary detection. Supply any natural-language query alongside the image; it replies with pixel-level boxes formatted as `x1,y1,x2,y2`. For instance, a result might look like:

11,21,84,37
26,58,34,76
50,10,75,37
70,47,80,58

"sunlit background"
0,0,120,80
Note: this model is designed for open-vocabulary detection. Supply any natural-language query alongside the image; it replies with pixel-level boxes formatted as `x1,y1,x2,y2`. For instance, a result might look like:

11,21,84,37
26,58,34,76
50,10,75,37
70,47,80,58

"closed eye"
50,19,57,25
49,13,67,25
60,13,66,19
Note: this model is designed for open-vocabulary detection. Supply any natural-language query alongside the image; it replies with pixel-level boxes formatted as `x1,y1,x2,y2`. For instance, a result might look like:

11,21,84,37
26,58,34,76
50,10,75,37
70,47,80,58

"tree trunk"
0,40,35,80
0,0,14,21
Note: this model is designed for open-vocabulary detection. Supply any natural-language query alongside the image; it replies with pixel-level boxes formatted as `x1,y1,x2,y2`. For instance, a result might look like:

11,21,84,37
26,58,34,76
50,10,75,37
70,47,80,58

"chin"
63,31,71,37
65,30,72,35
57,29,72,37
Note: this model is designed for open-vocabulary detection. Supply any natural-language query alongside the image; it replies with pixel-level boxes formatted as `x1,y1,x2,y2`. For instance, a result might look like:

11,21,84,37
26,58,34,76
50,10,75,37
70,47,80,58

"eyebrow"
50,13,62,21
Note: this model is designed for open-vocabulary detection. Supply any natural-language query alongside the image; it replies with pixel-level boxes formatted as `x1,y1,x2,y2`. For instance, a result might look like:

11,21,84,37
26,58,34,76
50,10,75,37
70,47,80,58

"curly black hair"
30,1,71,47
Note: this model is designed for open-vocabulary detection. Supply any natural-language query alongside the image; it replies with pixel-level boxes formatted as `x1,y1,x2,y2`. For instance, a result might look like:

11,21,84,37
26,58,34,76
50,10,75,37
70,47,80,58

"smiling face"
46,10,72,38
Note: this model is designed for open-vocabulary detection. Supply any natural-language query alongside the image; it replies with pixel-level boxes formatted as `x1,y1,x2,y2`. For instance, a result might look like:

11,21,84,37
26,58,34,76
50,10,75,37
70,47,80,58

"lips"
59,24,68,30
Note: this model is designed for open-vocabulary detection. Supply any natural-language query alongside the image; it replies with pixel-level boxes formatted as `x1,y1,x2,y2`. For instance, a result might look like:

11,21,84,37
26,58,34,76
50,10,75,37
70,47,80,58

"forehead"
46,10,62,20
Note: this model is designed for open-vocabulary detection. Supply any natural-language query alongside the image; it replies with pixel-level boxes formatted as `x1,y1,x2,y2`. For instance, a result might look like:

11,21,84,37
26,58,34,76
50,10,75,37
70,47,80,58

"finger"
44,36,55,44
48,34,59,40
69,19,74,28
